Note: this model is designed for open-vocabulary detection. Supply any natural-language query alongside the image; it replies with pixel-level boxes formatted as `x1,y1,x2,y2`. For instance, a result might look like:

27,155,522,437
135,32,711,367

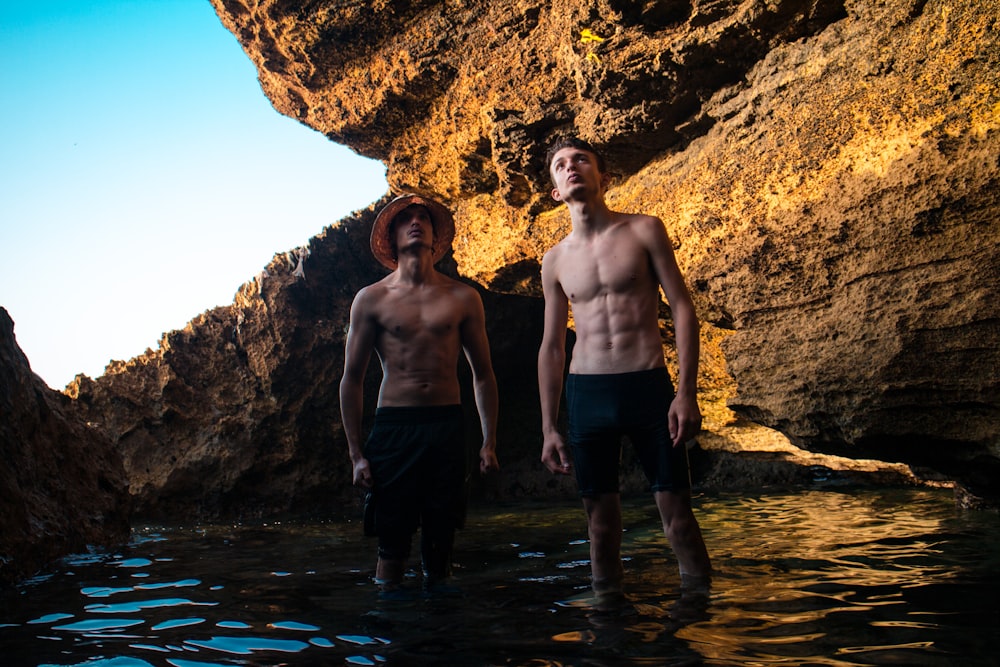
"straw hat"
370,193,455,270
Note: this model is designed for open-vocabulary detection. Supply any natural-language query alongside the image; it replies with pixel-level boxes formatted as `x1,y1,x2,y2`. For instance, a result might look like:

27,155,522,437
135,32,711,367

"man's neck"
393,250,437,285
565,195,615,237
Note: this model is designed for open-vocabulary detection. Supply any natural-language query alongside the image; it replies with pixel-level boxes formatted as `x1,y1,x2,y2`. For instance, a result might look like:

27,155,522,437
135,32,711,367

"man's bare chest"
559,242,650,302
377,298,460,340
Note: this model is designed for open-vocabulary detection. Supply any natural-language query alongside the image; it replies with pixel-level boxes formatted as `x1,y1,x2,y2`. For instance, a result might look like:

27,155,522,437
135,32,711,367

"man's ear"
551,187,563,202
599,172,612,192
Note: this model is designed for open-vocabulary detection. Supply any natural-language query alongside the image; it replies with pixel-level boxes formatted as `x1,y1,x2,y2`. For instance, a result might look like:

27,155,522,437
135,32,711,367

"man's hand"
541,432,573,475
668,392,702,447
479,446,499,474
352,457,373,488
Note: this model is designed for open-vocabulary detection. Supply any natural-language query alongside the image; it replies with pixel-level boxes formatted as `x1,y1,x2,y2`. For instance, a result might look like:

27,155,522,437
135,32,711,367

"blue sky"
0,0,388,388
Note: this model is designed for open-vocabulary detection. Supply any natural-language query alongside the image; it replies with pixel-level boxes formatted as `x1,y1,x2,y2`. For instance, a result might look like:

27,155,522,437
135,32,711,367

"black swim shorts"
363,405,466,561
566,367,690,497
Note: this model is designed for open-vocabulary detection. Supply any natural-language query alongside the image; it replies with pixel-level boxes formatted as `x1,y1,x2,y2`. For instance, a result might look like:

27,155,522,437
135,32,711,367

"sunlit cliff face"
210,0,999,452
71,0,985,510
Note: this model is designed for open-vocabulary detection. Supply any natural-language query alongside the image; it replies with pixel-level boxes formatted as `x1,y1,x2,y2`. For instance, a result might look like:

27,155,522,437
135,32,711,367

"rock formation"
0,308,131,585
62,202,930,523
7,0,997,583
205,0,999,500
5,0,991,539
67,213,557,519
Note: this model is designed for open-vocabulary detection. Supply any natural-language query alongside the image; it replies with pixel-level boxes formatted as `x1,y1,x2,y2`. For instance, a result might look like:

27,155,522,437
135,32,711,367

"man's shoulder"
613,212,670,248
616,211,663,230
356,276,389,295
439,274,483,304
352,276,393,306
542,234,574,263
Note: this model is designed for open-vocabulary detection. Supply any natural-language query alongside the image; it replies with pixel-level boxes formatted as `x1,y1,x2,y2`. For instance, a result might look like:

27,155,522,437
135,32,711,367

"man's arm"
538,249,572,475
339,287,377,487
460,288,500,474
638,216,702,447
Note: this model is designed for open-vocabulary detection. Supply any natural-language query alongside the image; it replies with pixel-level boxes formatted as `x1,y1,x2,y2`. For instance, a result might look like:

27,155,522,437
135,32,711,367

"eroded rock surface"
209,0,999,500
67,209,552,519
0,308,131,584
7,0,997,585
20,0,996,527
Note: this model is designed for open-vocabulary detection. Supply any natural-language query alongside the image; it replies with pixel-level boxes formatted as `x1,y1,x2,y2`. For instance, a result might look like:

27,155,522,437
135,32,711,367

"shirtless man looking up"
537,137,711,594
340,193,499,594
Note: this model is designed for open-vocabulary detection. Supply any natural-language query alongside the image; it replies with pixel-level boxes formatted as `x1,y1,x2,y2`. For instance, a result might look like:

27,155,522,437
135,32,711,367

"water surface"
2,487,997,666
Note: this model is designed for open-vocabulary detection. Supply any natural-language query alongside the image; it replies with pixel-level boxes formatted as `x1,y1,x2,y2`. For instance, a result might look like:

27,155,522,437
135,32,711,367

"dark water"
2,488,998,666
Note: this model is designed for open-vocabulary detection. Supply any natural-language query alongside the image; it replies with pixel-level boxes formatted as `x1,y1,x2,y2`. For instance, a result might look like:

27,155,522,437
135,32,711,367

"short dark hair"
545,136,607,182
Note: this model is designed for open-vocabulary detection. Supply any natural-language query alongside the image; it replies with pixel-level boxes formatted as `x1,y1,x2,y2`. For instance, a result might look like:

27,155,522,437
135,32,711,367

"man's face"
390,204,435,256
549,147,605,202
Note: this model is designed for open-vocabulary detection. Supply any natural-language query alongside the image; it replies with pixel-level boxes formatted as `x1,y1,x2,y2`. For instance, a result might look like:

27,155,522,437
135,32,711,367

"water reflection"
0,488,997,666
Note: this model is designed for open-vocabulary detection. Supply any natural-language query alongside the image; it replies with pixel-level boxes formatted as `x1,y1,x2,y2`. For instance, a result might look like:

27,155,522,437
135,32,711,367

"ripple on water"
27,613,75,625
184,635,311,655
336,634,383,646
150,618,206,630
52,617,145,632
135,579,200,590
86,598,218,614
345,656,386,666
270,620,321,631
81,586,134,598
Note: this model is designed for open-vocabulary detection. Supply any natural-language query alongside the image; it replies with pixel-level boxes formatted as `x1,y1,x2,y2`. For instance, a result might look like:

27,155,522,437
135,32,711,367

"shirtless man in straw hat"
340,193,499,595
537,137,711,598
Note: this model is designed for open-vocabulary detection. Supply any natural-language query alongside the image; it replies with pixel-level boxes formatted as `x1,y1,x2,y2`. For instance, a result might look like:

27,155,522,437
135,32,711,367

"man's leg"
375,528,414,593
418,405,466,590
419,525,455,586
375,557,407,591
583,493,625,594
653,489,711,585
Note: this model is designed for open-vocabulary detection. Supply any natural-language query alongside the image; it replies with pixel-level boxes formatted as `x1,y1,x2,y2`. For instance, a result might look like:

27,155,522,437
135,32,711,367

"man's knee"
378,533,412,562
653,489,693,526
